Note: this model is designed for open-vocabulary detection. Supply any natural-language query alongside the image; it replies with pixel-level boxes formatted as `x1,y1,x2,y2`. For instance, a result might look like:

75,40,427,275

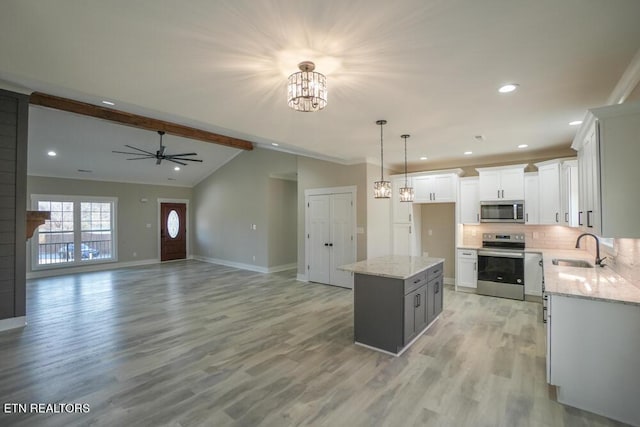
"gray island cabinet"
340,256,445,356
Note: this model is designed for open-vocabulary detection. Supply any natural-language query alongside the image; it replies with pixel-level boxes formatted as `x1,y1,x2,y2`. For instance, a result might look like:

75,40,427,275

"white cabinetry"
524,173,539,224
536,160,562,224
459,177,479,224
572,101,640,237
392,177,413,223
561,160,579,227
456,249,477,289
546,294,640,425
413,174,457,203
477,164,526,201
535,158,579,226
524,253,543,296
390,176,420,256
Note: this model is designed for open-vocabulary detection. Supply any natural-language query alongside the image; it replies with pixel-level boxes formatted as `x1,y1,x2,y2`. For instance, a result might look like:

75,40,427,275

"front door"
160,203,186,261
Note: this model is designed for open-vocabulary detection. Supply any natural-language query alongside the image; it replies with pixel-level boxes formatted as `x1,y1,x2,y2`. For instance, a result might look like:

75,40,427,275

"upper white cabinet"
536,160,562,224
535,158,579,226
561,160,579,227
476,164,526,201
572,100,640,237
413,174,457,203
524,172,539,224
459,177,479,224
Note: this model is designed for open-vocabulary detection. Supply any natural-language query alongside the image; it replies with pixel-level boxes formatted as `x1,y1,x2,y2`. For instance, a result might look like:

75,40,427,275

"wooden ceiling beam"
29,92,253,151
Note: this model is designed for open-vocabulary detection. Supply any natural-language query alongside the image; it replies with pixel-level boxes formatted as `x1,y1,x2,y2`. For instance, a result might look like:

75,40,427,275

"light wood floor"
0,260,627,426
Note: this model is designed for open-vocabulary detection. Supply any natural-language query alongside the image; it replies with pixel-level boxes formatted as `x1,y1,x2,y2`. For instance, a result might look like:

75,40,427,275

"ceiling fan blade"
124,145,156,156
168,158,188,166
165,152,198,157
171,157,203,162
113,150,155,156
126,156,156,160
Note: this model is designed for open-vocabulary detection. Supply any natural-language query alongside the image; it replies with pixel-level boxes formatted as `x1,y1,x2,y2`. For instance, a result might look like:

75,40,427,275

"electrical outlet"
133,252,137,257
428,229,433,236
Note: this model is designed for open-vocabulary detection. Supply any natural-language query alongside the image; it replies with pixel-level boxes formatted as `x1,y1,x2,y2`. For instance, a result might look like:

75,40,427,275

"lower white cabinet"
524,253,543,296
546,294,640,426
456,249,477,289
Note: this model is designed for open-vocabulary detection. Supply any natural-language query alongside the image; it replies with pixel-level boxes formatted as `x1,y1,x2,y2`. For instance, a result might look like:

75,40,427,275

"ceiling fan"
112,130,203,166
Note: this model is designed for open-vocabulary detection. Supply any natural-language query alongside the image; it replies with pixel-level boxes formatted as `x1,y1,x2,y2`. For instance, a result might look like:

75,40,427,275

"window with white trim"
32,195,117,268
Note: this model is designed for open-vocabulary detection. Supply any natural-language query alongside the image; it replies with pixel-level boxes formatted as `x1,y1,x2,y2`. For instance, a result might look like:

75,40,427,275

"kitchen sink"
552,258,594,268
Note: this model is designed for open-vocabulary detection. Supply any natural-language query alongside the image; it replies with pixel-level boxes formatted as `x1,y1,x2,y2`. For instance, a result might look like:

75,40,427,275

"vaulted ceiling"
1,0,640,185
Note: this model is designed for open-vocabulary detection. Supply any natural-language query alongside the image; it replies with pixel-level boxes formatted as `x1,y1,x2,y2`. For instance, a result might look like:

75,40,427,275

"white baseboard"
0,316,26,332
27,258,159,279
296,273,308,282
444,277,454,285
193,256,296,274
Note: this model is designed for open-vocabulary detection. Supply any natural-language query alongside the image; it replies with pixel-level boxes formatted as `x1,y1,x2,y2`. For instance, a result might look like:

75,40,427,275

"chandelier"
374,120,391,199
399,134,414,202
287,61,327,112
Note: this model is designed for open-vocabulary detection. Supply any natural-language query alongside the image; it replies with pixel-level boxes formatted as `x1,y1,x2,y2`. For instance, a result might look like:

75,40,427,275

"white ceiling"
2,0,640,182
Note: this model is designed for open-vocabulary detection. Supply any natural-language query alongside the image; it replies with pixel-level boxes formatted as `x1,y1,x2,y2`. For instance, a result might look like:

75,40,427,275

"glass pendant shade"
287,61,327,112
373,120,391,199
400,134,414,202
399,186,414,202
374,180,392,198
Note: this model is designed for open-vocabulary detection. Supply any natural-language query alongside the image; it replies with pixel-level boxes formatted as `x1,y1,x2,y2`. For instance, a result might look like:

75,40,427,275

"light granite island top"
339,255,445,280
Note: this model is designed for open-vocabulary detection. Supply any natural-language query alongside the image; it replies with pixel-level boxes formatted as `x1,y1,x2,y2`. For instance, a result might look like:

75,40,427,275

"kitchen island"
340,255,445,356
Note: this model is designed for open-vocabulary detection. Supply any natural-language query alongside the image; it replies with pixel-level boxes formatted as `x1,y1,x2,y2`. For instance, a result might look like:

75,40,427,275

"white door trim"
304,186,357,284
157,198,190,261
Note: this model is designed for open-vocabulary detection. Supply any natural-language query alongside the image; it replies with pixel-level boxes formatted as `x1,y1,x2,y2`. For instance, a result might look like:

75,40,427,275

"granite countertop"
456,245,640,306
541,249,640,306
339,255,445,280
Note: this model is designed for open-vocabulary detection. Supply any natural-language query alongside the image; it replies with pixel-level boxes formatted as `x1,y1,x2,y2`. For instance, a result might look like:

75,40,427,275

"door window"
167,210,180,238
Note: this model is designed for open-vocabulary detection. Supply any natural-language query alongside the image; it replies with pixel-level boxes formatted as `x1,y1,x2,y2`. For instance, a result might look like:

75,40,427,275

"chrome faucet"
575,233,606,267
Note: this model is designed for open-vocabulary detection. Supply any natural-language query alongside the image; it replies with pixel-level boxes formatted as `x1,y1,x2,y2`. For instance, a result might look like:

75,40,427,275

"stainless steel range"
477,233,525,301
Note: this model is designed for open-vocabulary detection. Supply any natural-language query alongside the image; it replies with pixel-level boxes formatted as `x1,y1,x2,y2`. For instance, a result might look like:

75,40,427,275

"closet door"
330,193,354,288
307,192,355,288
308,195,331,284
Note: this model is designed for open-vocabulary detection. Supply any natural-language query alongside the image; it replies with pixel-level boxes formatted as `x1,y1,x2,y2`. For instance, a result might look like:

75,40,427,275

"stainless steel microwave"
480,201,525,223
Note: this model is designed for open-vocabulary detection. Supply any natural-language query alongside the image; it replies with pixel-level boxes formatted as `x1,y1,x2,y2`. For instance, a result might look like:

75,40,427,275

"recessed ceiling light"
102,100,115,106
271,143,279,147
419,156,428,160
518,144,528,149
569,120,582,126
464,151,473,155
498,84,519,93
174,166,180,171
47,151,57,157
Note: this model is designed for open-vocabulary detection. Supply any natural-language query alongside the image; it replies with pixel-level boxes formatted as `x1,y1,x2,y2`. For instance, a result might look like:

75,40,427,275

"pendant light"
373,120,392,199
399,134,414,202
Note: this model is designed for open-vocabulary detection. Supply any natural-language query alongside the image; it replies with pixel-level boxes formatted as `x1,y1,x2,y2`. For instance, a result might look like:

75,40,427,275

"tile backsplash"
462,225,640,288
462,224,584,249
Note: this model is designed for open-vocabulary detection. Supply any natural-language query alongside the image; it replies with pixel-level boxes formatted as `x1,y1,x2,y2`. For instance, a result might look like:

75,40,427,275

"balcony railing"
38,240,113,265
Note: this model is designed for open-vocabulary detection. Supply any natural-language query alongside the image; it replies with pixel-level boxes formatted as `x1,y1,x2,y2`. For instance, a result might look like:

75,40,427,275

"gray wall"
420,203,456,278
192,148,297,268
26,176,193,273
267,178,297,267
296,157,368,275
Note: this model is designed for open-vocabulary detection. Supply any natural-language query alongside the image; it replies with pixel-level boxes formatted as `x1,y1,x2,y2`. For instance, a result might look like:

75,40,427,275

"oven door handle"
478,250,524,259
